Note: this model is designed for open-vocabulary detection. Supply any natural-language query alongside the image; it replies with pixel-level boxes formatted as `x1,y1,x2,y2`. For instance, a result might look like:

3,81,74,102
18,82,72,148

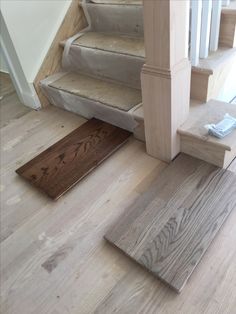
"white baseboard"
0,13,41,110
21,83,41,110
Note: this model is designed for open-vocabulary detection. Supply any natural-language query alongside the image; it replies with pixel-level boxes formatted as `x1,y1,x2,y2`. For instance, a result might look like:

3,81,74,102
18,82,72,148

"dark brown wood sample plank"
16,118,131,199
105,154,236,292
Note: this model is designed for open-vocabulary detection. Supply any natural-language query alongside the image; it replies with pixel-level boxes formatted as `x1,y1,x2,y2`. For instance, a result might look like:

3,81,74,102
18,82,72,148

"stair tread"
90,0,142,4
74,32,145,58
192,47,236,75
178,99,236,151
49,72,142,112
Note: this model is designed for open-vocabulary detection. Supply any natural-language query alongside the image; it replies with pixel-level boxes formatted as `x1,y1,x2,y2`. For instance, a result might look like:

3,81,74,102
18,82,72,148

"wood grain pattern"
33,0,86,107
1,87,236,313
105,154,236,292
16,119,131,199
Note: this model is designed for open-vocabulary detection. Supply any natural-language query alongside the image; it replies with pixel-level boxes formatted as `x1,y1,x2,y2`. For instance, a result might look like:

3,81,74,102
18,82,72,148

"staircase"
41,0,144,140
40,0,236,168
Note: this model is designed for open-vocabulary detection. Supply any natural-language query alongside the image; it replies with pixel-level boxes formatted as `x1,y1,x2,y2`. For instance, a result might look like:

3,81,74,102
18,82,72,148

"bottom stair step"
48,72,141,112
16,118,131,200
40,72,142,133
105,153,236,292
178,99,236,168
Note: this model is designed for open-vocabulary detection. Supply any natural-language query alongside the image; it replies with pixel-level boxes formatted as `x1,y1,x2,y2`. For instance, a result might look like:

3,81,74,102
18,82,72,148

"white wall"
1,12,40,108
1,0,72,82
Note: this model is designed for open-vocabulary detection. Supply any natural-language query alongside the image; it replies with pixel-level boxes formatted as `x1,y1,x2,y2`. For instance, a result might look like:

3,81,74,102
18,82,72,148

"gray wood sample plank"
105,154,236,292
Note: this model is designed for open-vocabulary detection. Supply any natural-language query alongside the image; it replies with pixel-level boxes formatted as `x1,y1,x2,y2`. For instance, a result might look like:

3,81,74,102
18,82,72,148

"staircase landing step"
16,118,131,200
192,47,236,75
105,153,236,292
74,32,145,58
49,72,142,112
178,99,236,168
191,48,236,102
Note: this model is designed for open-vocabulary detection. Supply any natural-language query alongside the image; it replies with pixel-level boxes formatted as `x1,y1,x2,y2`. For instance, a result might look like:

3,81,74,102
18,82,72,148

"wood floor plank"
0,72,15,98
229,157,236,174
1,90,236,313
0,72,30,128
105,154,236,292
0,92,30,128
16,118,131,199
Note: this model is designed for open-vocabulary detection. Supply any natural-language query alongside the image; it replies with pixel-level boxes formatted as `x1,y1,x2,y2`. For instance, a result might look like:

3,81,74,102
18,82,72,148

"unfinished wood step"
63,32,145,88
40,72,142,132
178,99,236,168
16,118,131,199
105,153,236,292
191,47,236,102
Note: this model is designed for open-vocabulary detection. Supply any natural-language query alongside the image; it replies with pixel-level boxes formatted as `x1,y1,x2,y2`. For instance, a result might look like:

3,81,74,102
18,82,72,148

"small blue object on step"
205,114,236,139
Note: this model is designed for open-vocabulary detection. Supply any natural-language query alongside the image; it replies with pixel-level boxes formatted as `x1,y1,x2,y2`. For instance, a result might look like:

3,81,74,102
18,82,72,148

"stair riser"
86,3,143,36
133,116,145,142
64,45,144,89
180,134,232,168
219,10,236,48
191,52,236,102
41,83,140,132
190,71,210,102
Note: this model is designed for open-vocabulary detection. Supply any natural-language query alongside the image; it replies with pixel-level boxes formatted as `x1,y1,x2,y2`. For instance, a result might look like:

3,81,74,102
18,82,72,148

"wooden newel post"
141,0,191,162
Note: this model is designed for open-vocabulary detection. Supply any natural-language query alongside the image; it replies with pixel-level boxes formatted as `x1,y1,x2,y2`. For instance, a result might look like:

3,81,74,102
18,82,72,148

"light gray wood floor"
1,73,236,314
0,73,30,128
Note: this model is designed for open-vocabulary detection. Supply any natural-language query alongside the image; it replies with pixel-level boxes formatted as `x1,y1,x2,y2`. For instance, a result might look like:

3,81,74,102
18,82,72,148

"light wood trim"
191,47,236,102
141,0,191,162
190,71,211,102
33,0,87,107
180,134,236,169
219,9,236,47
